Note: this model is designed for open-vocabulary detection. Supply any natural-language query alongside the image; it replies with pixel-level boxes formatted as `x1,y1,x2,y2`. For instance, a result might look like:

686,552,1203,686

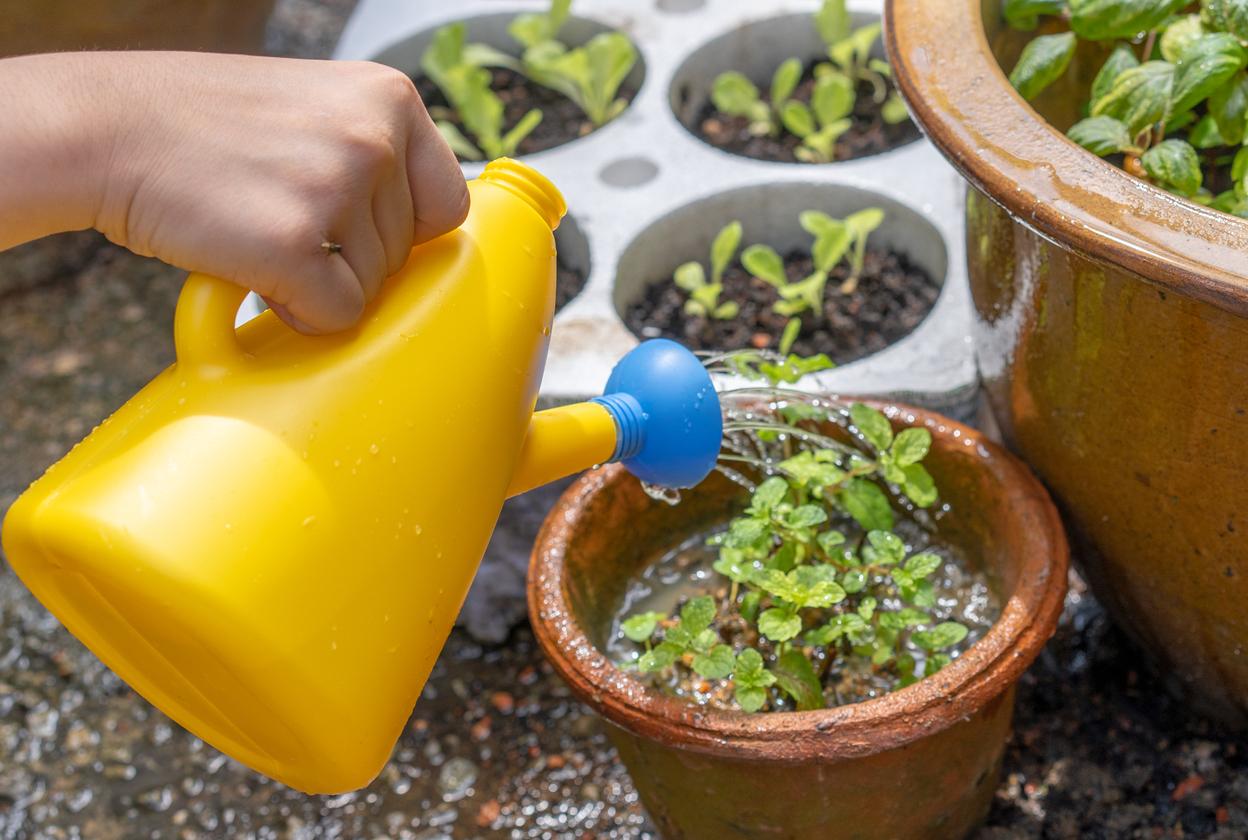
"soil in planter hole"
692,72,921,164
606,519,1001,711
624,245,940,362
415,68,637,161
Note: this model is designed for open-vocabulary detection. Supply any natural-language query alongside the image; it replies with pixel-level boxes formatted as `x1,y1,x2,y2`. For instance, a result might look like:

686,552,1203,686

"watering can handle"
173,273,253,371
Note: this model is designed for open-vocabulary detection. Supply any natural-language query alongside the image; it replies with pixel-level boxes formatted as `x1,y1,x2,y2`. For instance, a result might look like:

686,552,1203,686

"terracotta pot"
886,0,1248,727
528,403,1067,839
0,0,276,57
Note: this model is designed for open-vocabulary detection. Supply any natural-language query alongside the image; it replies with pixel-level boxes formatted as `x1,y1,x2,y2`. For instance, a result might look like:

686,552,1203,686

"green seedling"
709,0,909,159
673,221,743,320
511,0,638,126
621,394,966,713
1006,0,1248,214
421,22,542,160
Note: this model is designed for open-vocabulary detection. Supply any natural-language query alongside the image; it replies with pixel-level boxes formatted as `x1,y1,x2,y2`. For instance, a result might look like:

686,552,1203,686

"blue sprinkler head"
590,339,723,489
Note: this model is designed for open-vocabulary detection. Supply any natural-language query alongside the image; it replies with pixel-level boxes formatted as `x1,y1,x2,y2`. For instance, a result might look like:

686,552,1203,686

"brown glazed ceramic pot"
0,0,276,57
887,0,1248,727
528,404,1067,839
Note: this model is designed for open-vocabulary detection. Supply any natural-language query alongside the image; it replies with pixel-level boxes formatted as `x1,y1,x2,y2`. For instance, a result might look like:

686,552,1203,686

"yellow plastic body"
1,160,620,793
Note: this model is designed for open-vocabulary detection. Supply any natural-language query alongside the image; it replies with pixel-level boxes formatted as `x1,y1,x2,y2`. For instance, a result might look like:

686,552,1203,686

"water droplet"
369,443,380,455
302,515,316,528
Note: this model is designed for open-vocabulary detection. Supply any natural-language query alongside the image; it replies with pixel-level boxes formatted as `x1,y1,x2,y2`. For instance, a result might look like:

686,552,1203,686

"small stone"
750,333,771,349
547,754,566,770
437,757,477,802
470,716,492,742
518,666,538,686
1172,774,1204,801
476,799,500,828
489,692,515,715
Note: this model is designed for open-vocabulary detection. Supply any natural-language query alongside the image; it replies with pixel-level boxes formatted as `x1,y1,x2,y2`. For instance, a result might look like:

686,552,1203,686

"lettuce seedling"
672,221,743,320
620,396,970,712
1006,1,1248,214
511,0,638,126
709,0,909,157
421,22,542,160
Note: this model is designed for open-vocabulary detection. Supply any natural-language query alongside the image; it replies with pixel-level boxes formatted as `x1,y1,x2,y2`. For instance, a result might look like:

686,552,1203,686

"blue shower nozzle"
591,339,723,489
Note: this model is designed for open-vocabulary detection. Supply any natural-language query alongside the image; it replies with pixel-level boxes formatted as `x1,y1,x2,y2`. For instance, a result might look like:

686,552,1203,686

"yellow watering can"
1,159,722,794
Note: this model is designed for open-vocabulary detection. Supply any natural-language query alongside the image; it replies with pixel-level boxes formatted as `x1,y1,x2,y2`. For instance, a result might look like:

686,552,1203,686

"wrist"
0,52,121,247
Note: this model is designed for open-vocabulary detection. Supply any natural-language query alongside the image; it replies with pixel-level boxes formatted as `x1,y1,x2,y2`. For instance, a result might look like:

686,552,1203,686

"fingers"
372,156,416,276
270,248,366,335
338,208,389,303
407,100,470,244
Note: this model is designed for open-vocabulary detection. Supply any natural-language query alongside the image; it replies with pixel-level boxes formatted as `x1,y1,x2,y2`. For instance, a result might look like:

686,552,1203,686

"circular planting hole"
656,0,706,13
615,183,946,363
374,13,646,161
669,13,920,164
598,156,660,188
553,212,590,311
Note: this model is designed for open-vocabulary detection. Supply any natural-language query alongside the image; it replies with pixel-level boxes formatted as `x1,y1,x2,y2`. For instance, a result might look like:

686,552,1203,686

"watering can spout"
506,339,723,498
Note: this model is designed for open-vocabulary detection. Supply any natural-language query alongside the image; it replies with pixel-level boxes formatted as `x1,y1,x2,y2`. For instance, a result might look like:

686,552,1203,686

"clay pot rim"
884,0,1248,318
527,402,1069,763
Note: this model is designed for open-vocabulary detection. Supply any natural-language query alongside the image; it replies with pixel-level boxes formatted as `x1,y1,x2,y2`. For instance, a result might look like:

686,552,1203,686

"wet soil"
415,68,637,161
691,72,921,164
625,245,940,361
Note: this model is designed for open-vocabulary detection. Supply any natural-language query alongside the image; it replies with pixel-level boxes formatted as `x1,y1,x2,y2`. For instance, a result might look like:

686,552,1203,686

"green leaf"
1141,139,1203,196
712,71,764,118
1161,15,1205,63
799,210,839,237
904,552,943,579
1189,114,1227,148
692,644,735,679
817,529,847,554
1234,144,1248,182
858,596,878,620
864,530,906,566
741,244,787,288
815,0,852,45
1067,115,1134,156
713,300,740,320
780,100,816,137
772,649,824,711
850,403,894,450
771,57,803,109
812,226,853,273
712,550,753,583
881,92,911,125
710,221,742,285
841,479,895,532
752,476,790,511
1008,32,1077,100
508,0,570,48
925,652,952,676
891,427,932,466
1004,0,1068,31
1171,33,1247,116
841,568,867,593
912,621,970,651
638,641,681,672
896,607,932,627
811,72,855,126
500,108,543,155
1204,0,1248,42
787,504,829,529
758,607,803,642
779,317,802,355
845,208,886,239
740,590,763,623
435,120,484,161
621,611,665,643
901,463,938,507
1069,0,1188,41
1090,60,1174,136
1208,72,1248,144
1090,45,1141,105
680,595,716,633
674,261,706,292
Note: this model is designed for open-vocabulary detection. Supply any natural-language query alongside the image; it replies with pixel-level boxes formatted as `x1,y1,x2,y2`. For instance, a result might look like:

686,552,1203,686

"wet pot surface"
887,0,1248,726
528,404,1068,839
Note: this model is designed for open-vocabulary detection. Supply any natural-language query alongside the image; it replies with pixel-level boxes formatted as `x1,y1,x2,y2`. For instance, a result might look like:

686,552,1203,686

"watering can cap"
593,339,722,489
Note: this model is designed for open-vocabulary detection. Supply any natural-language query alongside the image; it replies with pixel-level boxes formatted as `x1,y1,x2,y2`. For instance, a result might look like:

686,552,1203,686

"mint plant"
708,0,910,163
673,222,743,320
1006,0,1248,215
617,394,974,712
420,23,542,160
511,0,638,126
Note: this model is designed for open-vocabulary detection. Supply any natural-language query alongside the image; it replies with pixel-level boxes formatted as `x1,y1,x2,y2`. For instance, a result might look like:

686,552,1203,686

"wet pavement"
3,1,1248,838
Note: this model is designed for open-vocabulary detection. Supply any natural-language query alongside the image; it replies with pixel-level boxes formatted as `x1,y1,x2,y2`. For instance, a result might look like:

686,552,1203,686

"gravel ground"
3,2,1248,838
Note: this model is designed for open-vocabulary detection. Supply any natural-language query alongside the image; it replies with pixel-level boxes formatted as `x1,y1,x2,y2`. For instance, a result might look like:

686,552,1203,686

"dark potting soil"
624,246,940,363
554,261,586,311
414,67,636,161
692,72,921,164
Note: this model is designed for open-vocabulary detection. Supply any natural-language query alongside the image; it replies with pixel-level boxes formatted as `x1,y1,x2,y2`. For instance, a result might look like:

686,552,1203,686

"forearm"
0,53,115,249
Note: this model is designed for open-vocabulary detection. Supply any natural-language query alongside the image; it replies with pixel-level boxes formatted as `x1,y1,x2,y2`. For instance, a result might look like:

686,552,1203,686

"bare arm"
0,51,468,333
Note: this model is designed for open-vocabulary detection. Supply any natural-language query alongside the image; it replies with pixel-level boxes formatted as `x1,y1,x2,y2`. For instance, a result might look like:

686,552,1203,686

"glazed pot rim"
884,0,1248,318
527,402,1069,763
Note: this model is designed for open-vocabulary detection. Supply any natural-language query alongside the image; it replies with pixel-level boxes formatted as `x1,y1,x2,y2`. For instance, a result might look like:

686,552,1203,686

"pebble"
437,757,478,802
